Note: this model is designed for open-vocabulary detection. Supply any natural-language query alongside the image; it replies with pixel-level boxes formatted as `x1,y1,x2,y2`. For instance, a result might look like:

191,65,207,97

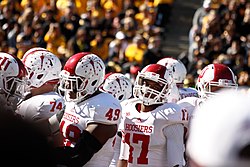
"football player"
177,63,238,165
14,47,65,147
99,72,133,167
55,52,122,167
177,63,238,123
117,64,188,167
16,47,65,121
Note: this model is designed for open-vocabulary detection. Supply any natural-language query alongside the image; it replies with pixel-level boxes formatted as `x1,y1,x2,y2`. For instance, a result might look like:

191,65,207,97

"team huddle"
0,49,249,167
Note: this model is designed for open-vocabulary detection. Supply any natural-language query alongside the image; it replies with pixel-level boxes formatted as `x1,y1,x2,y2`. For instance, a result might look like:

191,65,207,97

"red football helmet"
196,63,238,98
133,64,173,105
99,72,133,102
0,52,29,102
58,52,105,102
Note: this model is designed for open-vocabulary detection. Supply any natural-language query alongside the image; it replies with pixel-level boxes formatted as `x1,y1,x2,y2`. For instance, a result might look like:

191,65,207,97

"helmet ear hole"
37,74,43,79
118,95,124,101
91,80,97,86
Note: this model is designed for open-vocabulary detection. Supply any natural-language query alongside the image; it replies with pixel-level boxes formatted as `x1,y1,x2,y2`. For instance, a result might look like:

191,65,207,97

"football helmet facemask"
58,52,105,102
0,52,29,108
196,63,238,99
133,64,173,106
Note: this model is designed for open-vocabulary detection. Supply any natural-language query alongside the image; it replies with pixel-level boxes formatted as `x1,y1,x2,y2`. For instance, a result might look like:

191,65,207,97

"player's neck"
140,103,161,112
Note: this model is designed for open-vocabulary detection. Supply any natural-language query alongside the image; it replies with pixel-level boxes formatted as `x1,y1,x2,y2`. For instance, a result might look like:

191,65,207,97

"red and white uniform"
60,92,122,167
119,98,187,167
16,92,65,121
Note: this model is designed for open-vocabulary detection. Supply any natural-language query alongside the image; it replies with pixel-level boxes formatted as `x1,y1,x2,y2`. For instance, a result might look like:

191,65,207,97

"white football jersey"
178,87,199,100
177,96,204,128
60,92,122,167
168,87,199,103
119,98,187,167
16,92,65,121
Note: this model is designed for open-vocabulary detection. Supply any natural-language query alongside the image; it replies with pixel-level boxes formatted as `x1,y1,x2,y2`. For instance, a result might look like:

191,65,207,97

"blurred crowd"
0,0,249,88
185,0,250,88
0,0,172,79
